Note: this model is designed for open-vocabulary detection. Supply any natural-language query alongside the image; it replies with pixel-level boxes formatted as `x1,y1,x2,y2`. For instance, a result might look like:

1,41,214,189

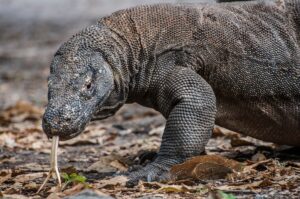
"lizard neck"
99,10,157,103
87,23,133,118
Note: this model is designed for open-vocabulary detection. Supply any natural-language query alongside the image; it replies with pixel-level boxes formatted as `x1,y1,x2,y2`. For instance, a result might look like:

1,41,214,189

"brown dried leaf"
109,160,128,172
1,194,30,199
171,155,242,180
157,185,191,193
46,192,60,199
0,170,12,184
231,137,254,147
142,181,163,189
94,176,128,189
192,162,233,180
62,183,85,196
87,155,127,173
213,127,239,139
23,182,38,190
243,159,272,173
218,179,273,191
13,172,44,183
251,152,267,162
0,101,42,124
61,166,78,175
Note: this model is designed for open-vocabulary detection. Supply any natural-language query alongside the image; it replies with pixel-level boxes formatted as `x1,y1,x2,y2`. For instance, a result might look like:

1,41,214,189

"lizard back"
100,0,300,145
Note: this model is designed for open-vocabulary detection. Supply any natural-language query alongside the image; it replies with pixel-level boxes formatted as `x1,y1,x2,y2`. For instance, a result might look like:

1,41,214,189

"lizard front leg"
127,66,216,186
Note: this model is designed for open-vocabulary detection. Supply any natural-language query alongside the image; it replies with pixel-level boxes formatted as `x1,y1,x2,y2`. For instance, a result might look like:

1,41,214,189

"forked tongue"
37,136,61,193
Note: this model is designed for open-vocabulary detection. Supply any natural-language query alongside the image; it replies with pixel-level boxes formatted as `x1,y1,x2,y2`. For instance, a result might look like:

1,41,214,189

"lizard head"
42,27,117,140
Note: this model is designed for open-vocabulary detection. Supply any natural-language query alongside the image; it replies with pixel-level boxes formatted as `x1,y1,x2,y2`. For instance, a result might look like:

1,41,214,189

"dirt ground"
1,1,300,199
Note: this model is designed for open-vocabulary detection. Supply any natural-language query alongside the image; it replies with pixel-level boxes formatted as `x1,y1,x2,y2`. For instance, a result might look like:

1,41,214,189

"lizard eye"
86,82,92,90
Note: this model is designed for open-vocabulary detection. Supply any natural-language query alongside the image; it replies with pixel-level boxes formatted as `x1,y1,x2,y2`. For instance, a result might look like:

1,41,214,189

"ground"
1,1,300,199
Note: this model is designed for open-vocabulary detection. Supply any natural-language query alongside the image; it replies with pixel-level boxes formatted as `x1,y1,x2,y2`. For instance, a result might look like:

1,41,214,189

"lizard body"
43,0,300,185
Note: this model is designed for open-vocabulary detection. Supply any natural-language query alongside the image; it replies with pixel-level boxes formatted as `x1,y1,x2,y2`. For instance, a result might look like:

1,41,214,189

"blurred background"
0,0,212,110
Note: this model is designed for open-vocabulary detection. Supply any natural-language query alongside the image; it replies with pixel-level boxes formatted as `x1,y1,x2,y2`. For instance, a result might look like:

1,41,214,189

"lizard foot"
126,157,183,187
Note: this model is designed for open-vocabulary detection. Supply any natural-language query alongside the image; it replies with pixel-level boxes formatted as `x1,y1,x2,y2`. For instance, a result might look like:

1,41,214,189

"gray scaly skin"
43,0,300,186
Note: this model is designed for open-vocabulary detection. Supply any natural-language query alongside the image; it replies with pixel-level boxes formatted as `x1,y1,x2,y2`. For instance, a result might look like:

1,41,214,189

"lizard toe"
126,161,172,187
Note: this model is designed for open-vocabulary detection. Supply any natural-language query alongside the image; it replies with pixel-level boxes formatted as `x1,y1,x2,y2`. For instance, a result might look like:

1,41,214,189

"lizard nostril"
65,117,72,122
52,116,60,124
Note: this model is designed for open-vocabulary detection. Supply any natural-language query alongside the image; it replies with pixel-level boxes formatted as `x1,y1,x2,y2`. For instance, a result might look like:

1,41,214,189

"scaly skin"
43,0,300,186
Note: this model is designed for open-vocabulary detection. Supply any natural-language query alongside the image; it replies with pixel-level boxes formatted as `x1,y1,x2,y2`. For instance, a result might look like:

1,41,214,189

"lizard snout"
42,108,83,140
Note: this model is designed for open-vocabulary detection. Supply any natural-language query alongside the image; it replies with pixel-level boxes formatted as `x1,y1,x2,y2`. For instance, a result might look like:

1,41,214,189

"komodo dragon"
42,0,300,186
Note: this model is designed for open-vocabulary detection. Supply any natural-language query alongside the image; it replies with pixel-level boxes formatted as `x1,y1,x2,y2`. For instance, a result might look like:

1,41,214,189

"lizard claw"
125,160,175,187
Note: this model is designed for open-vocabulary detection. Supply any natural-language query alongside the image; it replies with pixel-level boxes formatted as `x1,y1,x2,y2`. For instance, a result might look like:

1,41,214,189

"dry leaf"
62,183,85,196
251,152,267,162
94,176,128,189
157,185,191,193
14,172,44,183
0,101,42,124
0,170,12,184
171,155,242,180
1,194,30,199
218,179,272,191
243,159,272,173
46,192,60,199
23,182,38,190
109,160,128,171
192,162,233,180
87,155,127,173
231,137,254,147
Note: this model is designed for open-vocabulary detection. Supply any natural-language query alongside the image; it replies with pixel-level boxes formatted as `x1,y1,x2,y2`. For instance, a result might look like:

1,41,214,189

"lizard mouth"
43,115,90,141
59,131,82,141
45,128,82,141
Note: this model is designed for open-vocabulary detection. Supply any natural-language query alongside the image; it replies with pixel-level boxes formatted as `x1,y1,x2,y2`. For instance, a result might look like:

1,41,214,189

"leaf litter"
1,102,300,198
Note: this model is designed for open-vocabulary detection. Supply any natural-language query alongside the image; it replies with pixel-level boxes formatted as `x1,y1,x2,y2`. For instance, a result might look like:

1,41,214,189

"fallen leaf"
94,176,128,189
171,155,242,180
61,166,78,175
14,172,44,183
231,137,254,147
23,182,38,190
87,155,127,173
192,162,233,180
243,159,272,173
251,152,267,162
0,170,12,184
218,179,272,191
1,194,30,199
46,192,60,199
157,185,191,193
62,183,85,196
109,160,128,172
142,181,163,189
0,101,42,124
141,181,197,194
0,133,17,148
